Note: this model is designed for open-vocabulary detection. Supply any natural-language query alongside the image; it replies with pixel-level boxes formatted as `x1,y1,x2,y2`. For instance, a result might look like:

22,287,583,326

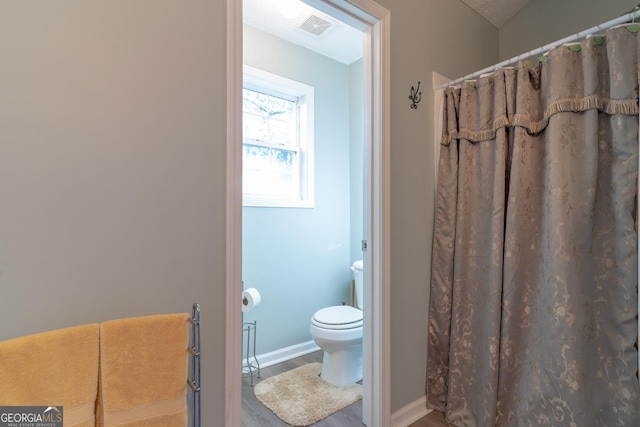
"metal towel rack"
188,303,201,427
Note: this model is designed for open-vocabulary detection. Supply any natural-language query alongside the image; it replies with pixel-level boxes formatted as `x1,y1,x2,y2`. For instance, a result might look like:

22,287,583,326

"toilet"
310,260,363,387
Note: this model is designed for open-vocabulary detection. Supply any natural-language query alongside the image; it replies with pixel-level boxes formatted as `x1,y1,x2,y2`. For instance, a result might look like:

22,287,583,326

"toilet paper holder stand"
241,284,261,386
242,319,261,386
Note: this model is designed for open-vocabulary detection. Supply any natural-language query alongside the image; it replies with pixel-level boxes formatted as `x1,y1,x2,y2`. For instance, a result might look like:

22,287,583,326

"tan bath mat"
253,362,362,426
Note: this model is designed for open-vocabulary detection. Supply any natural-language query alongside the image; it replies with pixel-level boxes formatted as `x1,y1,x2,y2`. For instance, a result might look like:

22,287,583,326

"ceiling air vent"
299,14,332,36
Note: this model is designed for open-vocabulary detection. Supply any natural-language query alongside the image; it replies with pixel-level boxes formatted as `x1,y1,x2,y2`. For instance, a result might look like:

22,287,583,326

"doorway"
225,0,390,425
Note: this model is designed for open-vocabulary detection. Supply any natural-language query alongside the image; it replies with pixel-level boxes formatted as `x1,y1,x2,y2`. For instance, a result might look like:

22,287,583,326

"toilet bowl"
309,260,364,387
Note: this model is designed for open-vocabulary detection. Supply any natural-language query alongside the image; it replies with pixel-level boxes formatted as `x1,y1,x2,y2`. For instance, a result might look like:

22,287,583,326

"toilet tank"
351,260,364,309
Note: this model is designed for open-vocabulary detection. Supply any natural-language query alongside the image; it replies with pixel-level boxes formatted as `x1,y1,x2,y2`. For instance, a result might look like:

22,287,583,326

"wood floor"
241,351,363,427
241,350,453,427
408,411,455,427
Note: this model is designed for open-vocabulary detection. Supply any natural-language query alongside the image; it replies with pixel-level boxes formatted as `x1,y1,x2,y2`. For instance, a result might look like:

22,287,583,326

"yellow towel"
98,314,189,427
0,324,100,427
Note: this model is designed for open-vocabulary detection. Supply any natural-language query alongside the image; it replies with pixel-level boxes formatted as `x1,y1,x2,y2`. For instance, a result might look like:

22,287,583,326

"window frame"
242,65,314,208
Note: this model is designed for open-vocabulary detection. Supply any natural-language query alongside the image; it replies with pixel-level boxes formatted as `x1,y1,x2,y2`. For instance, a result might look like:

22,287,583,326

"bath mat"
253,362,362,426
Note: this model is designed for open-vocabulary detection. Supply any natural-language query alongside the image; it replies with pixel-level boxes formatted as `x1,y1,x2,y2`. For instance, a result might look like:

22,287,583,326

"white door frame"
225,1,390,425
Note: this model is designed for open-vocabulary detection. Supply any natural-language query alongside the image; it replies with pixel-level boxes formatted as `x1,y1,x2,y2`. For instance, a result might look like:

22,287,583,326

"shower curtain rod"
439,8,640,89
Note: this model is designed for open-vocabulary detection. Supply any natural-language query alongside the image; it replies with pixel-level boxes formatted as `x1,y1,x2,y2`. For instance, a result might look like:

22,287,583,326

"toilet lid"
312,306,363,330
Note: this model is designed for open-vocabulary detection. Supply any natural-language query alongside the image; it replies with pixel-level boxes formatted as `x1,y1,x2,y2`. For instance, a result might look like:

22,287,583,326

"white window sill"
243,194,314,209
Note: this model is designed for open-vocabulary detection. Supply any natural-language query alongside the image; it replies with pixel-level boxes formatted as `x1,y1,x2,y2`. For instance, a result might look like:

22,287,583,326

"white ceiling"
243,0,364,65
243,0,531,65
462,0,530,28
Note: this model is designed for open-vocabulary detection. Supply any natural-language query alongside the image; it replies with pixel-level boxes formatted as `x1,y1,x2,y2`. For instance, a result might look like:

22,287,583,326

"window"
242,65,314,208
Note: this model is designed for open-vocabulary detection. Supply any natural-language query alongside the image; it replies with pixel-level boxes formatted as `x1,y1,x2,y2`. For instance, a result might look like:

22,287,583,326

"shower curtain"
427,26,639,426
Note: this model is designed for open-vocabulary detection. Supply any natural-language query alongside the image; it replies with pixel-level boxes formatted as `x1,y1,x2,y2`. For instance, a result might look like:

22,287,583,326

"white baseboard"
243,340,321,370
391,395,431,427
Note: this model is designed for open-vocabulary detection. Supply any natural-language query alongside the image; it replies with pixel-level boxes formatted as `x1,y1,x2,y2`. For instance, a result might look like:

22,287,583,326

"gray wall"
0,0,226,425
0,0,498,422
499,0,638,59
376,0,498,411
242,25,353,355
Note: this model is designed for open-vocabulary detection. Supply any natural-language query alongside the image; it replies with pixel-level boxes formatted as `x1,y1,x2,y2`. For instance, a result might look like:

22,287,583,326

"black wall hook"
409,81,421,109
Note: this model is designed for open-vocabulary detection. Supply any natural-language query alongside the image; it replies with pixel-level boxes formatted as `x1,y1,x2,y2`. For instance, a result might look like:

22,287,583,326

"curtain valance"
441,26,639,146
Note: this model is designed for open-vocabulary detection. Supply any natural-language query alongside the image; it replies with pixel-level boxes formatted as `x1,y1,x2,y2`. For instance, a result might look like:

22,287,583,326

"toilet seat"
312,306,363,330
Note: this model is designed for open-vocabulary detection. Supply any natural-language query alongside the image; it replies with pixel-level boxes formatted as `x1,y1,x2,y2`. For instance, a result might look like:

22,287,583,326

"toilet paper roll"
242,288,261,312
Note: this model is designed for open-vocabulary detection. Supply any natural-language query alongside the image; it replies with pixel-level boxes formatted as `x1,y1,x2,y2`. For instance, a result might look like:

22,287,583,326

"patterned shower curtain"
427,26,639,426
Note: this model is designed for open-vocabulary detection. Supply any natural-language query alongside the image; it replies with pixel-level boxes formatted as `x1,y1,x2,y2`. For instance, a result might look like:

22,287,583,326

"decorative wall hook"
409,81,422,109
